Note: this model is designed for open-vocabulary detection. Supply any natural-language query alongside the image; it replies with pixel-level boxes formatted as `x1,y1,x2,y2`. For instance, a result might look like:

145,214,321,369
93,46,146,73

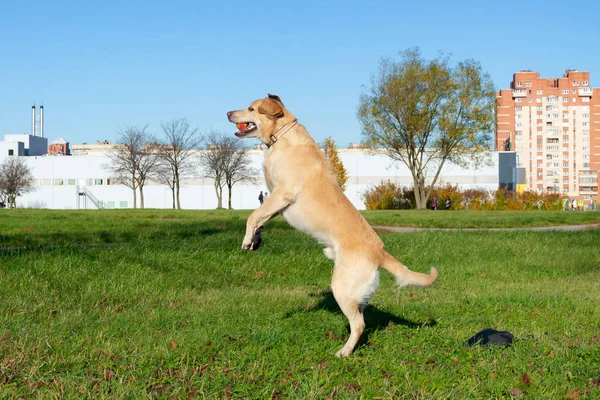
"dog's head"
227,94,292,143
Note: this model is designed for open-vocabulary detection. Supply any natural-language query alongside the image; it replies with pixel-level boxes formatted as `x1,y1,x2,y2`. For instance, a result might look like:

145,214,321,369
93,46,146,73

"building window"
562,89,569,94
55,179,64,186
107,201,116,209
94,179,103,185
515,98,522,103
42,179,51,185
517,81,522,87
582,80,589,86
8,149,14,156
119,201,128,208
536,90,543,94
573,81,579,86
67,179,76,185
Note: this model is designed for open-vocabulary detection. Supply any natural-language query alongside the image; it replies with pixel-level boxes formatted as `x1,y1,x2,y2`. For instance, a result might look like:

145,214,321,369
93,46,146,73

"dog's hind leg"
330,259,379,357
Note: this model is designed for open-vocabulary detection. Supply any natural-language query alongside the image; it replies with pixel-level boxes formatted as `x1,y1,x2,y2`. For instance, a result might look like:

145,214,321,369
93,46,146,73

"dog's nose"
227,111,233,118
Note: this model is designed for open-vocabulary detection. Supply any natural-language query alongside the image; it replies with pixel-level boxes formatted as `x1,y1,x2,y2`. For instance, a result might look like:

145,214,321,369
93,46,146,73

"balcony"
578,87,593,97
578,186,598,195
512,89,527,97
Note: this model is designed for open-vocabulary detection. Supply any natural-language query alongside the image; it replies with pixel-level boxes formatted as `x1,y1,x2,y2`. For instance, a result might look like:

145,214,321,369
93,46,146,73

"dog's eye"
248,107,254,112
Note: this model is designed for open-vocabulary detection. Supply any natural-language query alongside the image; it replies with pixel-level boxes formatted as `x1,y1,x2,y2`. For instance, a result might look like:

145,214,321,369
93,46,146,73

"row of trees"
0,123,350,209
105,118,259,209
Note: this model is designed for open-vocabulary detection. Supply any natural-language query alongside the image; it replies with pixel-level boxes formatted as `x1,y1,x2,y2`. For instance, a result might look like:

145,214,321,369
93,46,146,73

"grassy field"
1,209,599,398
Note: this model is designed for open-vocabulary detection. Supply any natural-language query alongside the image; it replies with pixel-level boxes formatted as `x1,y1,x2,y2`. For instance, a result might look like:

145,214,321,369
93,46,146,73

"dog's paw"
251,227,262,250
241,237,253,250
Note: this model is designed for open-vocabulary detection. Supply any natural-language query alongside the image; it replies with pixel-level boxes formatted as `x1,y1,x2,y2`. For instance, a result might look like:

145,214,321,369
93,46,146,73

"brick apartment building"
496,70,600,204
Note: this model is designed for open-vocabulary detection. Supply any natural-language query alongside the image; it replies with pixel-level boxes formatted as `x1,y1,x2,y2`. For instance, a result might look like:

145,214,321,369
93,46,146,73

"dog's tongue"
236,123,248,131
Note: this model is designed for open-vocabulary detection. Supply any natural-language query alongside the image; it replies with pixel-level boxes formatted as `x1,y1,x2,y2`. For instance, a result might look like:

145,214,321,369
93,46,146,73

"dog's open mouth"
235,122,257,136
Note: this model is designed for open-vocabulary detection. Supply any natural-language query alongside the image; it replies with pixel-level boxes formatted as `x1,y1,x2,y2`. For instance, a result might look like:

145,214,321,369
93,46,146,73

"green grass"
1,209,599,398
363,209,600,228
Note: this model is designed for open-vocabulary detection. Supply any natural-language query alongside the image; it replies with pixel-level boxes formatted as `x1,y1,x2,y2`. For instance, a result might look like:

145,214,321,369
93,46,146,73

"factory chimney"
31,105,36,136
40,105,44,138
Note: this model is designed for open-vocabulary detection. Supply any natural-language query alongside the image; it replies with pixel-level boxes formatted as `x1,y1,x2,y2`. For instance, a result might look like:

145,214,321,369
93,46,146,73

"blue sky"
1,0,599,148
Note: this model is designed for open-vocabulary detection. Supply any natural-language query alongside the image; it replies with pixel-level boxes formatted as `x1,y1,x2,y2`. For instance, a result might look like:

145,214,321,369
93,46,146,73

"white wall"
6,149,499,210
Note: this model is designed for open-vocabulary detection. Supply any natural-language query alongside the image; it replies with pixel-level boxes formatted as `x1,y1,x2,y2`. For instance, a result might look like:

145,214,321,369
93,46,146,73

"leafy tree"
357,48,495,209
323,137,349,191
0,157,35,208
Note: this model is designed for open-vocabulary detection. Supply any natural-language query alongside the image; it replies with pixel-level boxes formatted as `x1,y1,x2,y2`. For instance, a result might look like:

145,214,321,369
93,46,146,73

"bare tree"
155,118,201,209
198,131,257,209
223,145,257,209
154,160,178,209
0,157,35,208
105,125,158,209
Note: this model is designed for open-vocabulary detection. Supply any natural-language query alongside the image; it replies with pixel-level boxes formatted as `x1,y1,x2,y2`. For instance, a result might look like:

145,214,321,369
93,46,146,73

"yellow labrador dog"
227,94,438,357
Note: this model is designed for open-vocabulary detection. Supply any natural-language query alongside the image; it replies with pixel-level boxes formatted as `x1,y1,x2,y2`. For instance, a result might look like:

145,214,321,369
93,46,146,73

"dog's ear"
267,93,284,106
258,98,284,119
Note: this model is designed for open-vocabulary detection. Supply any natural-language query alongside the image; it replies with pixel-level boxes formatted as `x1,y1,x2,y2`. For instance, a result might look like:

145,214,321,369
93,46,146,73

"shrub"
362,182,568,211
363,180,414,210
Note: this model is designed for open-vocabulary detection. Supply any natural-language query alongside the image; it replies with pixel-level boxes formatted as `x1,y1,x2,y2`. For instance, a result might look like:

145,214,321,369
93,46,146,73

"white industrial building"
0,133,500,210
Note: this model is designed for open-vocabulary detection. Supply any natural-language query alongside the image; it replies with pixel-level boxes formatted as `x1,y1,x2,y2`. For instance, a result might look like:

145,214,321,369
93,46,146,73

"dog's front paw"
251,227,262,250
241,237,253,250
241,227,262,251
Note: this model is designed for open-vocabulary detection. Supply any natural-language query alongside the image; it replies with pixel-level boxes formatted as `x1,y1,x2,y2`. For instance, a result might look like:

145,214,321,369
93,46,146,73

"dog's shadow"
286,289,436,351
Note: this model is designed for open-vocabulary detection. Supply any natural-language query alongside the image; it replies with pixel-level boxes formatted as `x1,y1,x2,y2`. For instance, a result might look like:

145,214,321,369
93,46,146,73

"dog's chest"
262,152,284,191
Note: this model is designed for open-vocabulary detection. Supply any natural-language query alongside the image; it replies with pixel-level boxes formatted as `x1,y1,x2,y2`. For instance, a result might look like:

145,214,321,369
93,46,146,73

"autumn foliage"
363,181,566,210
323,137,349,191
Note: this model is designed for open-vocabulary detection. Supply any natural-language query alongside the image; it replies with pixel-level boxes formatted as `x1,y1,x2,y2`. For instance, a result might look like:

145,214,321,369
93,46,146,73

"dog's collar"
265,119,298,149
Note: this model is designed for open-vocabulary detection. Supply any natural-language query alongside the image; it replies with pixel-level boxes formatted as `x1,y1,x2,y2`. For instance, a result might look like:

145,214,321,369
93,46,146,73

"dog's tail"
380,250,438,288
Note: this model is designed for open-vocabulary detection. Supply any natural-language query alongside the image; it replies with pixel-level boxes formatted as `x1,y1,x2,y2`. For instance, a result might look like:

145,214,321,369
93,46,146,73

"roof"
51,137,68,144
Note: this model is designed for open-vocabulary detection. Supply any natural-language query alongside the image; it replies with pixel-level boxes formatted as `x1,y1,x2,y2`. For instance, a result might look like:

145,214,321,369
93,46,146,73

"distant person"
445,196,451,210
264,192,269,202
258,191,264,205
431,197,437,210
572,198,577,211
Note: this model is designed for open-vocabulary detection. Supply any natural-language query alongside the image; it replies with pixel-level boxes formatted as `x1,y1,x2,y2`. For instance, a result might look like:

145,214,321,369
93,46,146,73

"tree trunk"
132,188,137,209
413,173,428,209
176,176,181,209
171,187,176,209
214,181,223,209
228,183,233,209
139,186,145,209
